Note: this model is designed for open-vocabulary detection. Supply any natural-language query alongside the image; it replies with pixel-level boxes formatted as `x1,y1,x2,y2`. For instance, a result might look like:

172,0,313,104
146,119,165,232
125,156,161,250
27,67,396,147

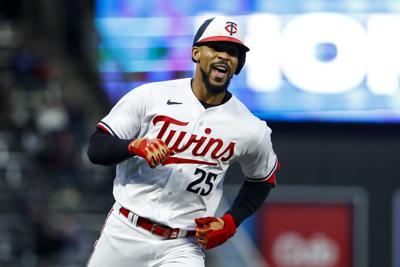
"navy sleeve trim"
244,159,279,182
97,121,118,137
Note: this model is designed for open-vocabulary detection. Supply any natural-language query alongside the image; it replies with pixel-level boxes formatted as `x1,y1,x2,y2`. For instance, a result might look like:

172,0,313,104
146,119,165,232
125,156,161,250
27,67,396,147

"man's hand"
128,138,173,168
194,214,236,249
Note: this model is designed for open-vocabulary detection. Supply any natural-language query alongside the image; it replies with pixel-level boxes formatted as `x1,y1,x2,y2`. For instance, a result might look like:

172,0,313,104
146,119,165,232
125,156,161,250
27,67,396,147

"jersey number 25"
186,168,217,196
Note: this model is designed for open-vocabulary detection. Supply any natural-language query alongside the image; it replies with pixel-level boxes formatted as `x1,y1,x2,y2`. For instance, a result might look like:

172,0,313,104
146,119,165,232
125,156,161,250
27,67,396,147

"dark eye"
208,44,223,52
208,44,239,57
227,48,239,57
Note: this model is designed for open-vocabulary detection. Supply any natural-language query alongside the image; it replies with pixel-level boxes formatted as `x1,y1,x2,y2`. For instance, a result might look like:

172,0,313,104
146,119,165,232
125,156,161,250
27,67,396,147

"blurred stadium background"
0,0,399,266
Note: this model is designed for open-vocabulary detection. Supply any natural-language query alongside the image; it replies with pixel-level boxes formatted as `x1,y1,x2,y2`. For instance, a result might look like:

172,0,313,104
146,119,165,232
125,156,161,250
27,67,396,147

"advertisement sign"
259,203,353,267
95,0,400,123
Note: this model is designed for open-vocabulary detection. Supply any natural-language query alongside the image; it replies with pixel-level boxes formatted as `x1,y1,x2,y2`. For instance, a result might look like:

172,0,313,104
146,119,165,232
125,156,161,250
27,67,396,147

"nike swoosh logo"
167,100,183,105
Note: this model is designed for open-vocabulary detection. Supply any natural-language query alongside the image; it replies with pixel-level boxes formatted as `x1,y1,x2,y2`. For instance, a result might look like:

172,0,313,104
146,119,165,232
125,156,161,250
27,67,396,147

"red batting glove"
195,214,236,249
128,138,173,168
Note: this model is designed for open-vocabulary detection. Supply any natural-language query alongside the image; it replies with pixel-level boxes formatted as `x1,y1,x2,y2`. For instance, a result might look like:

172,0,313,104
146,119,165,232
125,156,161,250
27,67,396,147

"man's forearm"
226,179,273,226
87,129,132,165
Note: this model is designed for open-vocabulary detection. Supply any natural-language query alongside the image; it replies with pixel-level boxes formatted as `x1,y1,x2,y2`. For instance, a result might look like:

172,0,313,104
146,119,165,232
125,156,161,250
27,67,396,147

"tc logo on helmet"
224,21,237,36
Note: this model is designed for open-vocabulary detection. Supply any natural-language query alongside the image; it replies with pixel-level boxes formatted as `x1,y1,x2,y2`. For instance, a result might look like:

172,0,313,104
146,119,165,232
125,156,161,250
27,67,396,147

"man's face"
193,42,240,94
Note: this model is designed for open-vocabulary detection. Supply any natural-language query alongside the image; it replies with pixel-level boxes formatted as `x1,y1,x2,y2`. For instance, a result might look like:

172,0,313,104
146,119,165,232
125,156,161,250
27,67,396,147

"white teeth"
215,66,227,73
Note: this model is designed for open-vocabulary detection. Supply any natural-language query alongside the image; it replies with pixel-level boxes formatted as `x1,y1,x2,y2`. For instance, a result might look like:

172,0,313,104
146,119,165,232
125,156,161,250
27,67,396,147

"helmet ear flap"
235,50,246,75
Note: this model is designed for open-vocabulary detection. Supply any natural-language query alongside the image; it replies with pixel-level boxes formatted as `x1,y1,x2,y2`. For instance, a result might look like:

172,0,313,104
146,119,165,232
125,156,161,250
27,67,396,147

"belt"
119,207,195,239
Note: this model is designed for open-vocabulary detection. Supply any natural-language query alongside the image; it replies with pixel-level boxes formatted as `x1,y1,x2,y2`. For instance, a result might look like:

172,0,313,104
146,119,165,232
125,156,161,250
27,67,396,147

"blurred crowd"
0,19,113,267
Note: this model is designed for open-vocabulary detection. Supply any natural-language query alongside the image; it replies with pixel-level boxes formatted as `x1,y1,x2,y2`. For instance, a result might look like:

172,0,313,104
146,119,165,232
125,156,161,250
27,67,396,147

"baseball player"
86,16,279,267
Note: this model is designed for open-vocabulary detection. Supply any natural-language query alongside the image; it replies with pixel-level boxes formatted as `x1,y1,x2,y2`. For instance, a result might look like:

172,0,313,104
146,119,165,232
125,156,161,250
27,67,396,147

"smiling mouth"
212,64,229,79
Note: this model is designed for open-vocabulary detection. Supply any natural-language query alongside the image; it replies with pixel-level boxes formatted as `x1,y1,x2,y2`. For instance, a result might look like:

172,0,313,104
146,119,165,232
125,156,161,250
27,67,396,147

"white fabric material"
99,78,277,229
86,204,205,267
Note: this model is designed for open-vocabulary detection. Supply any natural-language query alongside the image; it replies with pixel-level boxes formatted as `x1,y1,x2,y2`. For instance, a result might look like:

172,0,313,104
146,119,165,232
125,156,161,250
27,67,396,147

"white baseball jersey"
97,78,278,230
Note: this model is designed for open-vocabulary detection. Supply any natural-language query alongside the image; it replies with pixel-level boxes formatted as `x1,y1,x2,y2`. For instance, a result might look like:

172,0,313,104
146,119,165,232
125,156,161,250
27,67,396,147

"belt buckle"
150,223,177,239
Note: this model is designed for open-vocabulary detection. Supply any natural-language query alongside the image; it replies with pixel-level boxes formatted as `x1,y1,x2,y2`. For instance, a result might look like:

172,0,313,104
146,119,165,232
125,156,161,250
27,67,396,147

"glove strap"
222,213,236,238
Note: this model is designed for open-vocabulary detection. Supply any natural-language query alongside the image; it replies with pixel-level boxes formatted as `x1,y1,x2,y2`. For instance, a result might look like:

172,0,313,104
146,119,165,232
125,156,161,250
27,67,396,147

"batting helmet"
192,16,249,75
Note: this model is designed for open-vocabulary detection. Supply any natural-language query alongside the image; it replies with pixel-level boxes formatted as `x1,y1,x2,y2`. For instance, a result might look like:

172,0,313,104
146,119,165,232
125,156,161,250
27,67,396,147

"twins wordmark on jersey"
154,115,235,166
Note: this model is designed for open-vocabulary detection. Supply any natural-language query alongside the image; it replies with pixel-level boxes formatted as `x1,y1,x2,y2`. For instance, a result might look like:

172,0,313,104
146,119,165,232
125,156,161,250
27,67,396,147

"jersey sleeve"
97,85,149,139
238,122,278,185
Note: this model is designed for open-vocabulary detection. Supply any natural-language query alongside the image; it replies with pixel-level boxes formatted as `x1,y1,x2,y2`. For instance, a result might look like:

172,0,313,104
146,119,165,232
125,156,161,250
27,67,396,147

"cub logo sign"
260,203,353,267
273,232,338,267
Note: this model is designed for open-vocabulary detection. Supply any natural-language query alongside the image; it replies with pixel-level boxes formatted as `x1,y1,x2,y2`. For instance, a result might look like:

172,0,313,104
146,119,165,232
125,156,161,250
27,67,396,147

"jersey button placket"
166,169,182,196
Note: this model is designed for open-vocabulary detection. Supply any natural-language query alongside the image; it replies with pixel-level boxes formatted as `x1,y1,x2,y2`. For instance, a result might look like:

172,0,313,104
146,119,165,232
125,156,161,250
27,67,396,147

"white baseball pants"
86,204,205,267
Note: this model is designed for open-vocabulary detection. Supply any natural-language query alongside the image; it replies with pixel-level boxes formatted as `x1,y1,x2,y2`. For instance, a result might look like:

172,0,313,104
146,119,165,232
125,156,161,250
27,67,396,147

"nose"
217,51,230,61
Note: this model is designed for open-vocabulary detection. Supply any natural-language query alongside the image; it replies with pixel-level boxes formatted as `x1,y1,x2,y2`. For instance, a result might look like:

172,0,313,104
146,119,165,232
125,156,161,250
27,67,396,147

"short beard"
200,68,231,95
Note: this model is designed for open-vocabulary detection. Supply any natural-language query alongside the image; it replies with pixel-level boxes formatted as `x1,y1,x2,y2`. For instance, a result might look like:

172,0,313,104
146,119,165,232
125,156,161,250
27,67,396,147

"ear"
192,46,200,63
